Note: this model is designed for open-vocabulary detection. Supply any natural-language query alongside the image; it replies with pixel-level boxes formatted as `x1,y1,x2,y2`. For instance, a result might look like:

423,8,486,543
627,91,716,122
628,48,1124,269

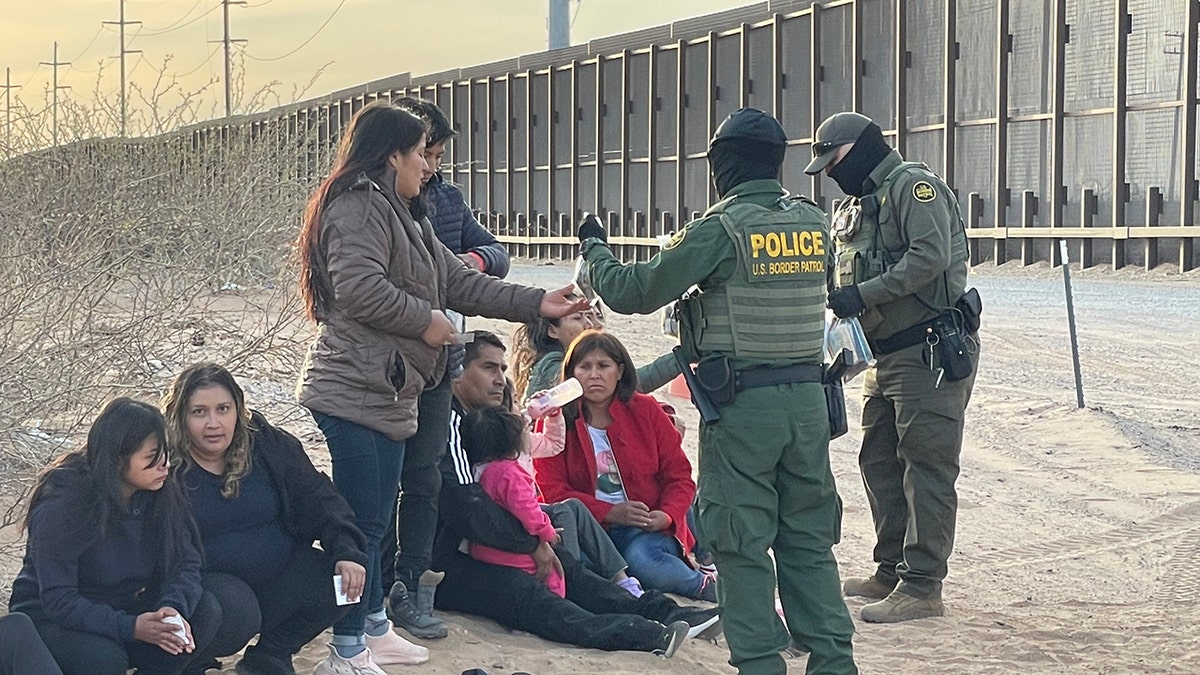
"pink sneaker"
312,646,387,675
365,621,430,666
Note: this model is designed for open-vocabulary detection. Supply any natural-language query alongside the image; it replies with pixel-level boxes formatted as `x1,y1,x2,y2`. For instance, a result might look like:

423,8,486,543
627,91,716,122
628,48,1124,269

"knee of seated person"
621,531,675,562
0,611,36,635
194,590,239,649
560,497,587,514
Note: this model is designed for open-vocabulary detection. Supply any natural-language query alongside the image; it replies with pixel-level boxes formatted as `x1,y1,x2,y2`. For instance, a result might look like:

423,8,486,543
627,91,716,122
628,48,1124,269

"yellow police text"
749,231,825,259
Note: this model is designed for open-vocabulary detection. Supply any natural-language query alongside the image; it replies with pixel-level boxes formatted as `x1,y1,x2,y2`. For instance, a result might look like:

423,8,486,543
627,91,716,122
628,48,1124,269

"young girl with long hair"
8,398,217,675
460,406,565,597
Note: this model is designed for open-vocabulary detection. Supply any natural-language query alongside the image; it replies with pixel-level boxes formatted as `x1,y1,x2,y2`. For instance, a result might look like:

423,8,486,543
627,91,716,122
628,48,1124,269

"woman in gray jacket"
295,101,582,675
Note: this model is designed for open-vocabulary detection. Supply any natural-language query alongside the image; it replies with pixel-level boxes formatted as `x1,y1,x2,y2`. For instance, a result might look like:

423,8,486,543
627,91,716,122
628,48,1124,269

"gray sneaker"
386,572,448,640
653,620,690,659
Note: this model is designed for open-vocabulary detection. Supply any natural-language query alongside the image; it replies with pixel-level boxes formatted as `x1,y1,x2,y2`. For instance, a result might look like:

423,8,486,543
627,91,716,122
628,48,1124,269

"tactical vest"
677,196,828,366
834,162,969,340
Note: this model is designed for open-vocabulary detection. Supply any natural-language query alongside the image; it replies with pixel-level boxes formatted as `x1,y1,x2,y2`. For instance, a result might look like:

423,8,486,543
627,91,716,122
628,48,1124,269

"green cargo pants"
859,336,979,597
697,382,857,675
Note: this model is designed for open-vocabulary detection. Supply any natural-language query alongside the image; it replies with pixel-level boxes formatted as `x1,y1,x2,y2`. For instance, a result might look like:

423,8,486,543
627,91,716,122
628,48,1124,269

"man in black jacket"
432,331,718,655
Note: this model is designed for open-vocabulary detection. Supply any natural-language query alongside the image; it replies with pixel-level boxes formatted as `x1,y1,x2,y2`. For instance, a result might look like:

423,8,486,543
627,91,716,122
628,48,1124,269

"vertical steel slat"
994,0,1010,265
1112,0,1129,269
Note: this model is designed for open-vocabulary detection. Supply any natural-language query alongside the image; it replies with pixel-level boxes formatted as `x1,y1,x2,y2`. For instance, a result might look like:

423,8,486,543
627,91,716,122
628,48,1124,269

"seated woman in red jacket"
534,331,714,602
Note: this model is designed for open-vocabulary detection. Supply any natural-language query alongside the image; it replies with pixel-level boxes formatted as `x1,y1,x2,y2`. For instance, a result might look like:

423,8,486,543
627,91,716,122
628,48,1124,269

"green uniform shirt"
844,151,968,340
584,179,823,370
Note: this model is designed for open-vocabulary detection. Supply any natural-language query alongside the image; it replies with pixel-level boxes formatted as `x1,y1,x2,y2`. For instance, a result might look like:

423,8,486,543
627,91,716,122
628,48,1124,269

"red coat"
534,392,697,555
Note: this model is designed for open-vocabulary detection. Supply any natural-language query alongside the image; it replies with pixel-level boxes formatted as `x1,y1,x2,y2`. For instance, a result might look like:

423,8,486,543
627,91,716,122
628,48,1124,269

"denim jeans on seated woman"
313,412,406,637
607,525,704,598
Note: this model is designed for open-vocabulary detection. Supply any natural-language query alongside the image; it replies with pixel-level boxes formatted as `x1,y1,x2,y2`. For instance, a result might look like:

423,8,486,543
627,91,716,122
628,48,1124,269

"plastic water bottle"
526,377,584,419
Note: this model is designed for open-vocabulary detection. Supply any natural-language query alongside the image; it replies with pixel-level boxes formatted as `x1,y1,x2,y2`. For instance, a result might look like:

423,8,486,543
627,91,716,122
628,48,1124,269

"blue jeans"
314,412,406,637
607,526,704,598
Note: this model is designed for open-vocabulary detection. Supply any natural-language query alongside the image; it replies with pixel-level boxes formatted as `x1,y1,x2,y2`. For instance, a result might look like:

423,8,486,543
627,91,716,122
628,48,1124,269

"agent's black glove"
827,285,866,319
577,213,606,243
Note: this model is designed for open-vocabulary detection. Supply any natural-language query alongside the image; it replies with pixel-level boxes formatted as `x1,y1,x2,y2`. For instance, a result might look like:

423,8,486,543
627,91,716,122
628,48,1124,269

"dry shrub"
0,66,326,542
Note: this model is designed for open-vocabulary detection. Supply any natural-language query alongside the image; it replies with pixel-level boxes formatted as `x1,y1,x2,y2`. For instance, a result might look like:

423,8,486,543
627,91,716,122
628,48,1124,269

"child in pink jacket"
460,406,566,597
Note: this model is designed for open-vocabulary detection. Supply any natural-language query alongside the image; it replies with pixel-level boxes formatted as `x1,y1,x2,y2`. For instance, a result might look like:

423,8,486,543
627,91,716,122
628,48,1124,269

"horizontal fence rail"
21,0,1200,271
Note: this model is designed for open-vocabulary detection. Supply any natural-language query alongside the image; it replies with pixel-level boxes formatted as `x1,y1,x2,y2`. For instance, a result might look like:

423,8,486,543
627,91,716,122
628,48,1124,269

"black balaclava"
709,139,784,198
827,122,891,197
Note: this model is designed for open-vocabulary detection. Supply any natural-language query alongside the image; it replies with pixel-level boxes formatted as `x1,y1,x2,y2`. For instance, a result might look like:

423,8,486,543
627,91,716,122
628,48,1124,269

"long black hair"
26,398,198,595
298,101,428,321
460,405,526,466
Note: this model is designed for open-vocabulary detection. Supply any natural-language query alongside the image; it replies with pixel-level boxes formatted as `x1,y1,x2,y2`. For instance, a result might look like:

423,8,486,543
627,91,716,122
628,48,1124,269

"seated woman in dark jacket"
161,363,427,674
9,397,217,675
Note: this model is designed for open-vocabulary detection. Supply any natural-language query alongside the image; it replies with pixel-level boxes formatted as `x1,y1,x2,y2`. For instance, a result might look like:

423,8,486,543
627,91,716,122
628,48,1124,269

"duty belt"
734,364,824,392
871,315,946,355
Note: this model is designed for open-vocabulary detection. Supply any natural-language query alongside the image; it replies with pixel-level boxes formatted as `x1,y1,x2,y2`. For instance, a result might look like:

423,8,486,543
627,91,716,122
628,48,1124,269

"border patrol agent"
805,112,980,623
578,109,857,675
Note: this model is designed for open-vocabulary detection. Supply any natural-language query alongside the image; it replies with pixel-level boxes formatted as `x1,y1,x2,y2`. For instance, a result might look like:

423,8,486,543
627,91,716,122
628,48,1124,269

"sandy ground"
13,259,1200,674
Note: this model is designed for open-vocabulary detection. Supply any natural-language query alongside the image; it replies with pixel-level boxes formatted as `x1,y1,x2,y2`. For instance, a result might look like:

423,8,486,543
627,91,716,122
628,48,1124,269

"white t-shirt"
588,424,627,505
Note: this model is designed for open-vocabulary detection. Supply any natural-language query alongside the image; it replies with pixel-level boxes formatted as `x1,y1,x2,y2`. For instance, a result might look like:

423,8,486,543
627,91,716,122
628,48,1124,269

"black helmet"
804,111,873,174
709,108,787,151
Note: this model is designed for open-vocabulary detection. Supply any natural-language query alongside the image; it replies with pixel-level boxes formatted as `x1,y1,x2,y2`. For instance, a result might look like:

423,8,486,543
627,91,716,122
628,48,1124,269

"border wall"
47,0,1200,269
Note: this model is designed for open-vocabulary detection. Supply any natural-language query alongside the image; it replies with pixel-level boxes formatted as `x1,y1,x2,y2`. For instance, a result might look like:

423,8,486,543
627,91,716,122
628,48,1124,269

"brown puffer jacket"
298,169,544,441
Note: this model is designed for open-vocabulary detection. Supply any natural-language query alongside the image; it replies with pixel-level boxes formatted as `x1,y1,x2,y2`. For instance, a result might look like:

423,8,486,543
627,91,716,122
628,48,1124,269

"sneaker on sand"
860,589,944,623
387,573,449,640
653,620,691,658
312,646,387,675
685,612,723,641
842,574,898,600
365,621,430,665
697,571,718,603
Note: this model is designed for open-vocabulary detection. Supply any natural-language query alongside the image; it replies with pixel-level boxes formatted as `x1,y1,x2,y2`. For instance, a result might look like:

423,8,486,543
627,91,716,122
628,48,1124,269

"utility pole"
103,0,141,136
1,68,19,156
210,0,247,117
548,0,571,49
39,42,71,146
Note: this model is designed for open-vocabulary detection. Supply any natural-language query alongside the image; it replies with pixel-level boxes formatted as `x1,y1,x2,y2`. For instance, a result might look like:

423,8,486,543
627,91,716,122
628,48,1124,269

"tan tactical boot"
860,588,944,623
842,575,898,599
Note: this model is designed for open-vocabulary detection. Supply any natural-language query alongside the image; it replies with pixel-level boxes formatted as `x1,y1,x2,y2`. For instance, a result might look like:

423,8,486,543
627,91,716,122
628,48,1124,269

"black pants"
382,377,453,593
0,612,62,675
198,547,348,666
435,547,685,652
32,591,220,675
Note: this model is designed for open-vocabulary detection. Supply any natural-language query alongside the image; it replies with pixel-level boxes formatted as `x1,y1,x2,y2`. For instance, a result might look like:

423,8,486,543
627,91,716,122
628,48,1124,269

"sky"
1,0,754,127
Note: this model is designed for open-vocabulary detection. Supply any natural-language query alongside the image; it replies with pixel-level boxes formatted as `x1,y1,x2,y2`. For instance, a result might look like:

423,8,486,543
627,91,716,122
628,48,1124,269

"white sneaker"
312,645,387,675
365,621,430,665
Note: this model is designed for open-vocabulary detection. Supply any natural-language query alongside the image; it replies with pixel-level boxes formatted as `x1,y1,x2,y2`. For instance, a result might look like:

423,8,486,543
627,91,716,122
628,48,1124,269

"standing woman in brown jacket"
295,101,584,674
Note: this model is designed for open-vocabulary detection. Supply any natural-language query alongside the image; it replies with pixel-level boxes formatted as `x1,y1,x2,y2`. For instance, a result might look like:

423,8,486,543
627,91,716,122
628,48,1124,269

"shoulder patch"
912,181,937,203
663,227,688,250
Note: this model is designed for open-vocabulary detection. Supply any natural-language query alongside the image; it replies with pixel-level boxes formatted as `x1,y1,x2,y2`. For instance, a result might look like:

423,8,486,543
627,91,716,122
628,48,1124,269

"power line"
65,26,111,66
178,45,222,78
135,0,221,38
245,0,347,63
